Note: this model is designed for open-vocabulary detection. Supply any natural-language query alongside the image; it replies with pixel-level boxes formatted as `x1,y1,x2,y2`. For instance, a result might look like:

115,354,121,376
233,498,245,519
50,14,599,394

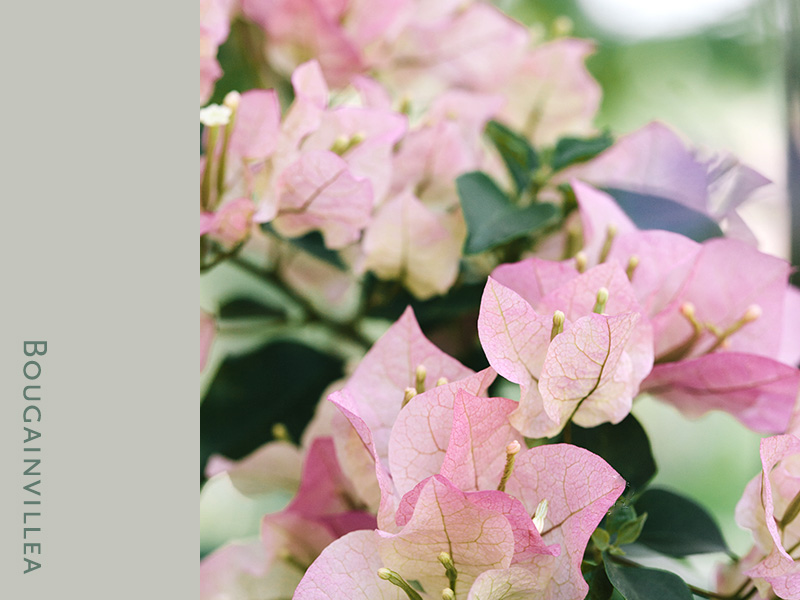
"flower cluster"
199,1,800,599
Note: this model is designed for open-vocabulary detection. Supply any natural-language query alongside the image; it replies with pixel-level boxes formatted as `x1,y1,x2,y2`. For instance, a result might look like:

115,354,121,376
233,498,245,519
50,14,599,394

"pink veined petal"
490,258,580,310
500,38,601,146
642,353,800,433
362,191,466,299
509,383,562,439
536,261,643,322
572,180,636,266
779,285,800,367
378,475,516,594
466,489,559,565
228,90,281,161
467,565,554,600
330,307,475,518
200,539,300,600
653,237,791,361
540,312,651,430
758,436,800,560
272,150,373,249
293,530,404,599
204,440,303,497
738,436,800,599
329,389,399,533
746,545,800,600
347,305,474,457
606,229,701,322
506,444,626,600
301,105,407,203
478,277,552,387
560,121,709,213
440,390,520,493
283,437,375,537
388,368,497,498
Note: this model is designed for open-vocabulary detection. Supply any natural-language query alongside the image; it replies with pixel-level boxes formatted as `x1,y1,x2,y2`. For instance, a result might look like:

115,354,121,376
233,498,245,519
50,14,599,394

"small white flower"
200,104,232,127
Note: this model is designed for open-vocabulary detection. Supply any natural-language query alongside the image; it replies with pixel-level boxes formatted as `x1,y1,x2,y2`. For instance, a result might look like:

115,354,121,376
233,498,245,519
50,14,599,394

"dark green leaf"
485,120,539,193
604,188,724,242
569,414,656,494
585,562,614,600
606,503,638,534
200,341,344,479
604,558,693,600
634,488,730,557
261,224,346,270
551,132,614,171
457,172,558,254
218,297,285,320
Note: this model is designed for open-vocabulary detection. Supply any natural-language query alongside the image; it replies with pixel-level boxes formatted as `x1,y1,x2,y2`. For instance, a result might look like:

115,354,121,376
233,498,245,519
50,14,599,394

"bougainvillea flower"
500,38,601,147
735,435,800,599
328,306,475,512
360,89,498,299
241,0,367,89
479,262,653,437
294,447,624,599
200,197,256,248
390,387,626,599
227,89,282,163
232,61,406,249
505,444,627,600
376,2,528,101
200,538,301,600
570,183,800,432
201,437,376,599
361,191,466,299
560,121,772,241
270,150,374,249
641,354,799,434
205,440,304,497
389,383,508,498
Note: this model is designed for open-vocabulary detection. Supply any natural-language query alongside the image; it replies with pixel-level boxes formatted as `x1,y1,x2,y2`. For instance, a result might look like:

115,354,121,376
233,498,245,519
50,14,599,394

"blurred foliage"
200,341,344,479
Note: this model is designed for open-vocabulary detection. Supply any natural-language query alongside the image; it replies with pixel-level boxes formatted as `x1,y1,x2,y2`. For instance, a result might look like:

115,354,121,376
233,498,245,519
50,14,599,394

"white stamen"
533,499,549,533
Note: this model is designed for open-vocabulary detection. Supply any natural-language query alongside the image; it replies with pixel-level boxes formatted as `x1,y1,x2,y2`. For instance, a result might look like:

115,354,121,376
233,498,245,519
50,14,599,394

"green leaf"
261,224,346,270
485,120,539,194
604,558,693,600
616,513,648,546
569,414,656,494
603,188,724,242
200,341,344,479
218,297,285,320
592,528,611,551
634,488,730,557
551,132,613,171
457,172,558,254
585,562,614,600
606,503,638,535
